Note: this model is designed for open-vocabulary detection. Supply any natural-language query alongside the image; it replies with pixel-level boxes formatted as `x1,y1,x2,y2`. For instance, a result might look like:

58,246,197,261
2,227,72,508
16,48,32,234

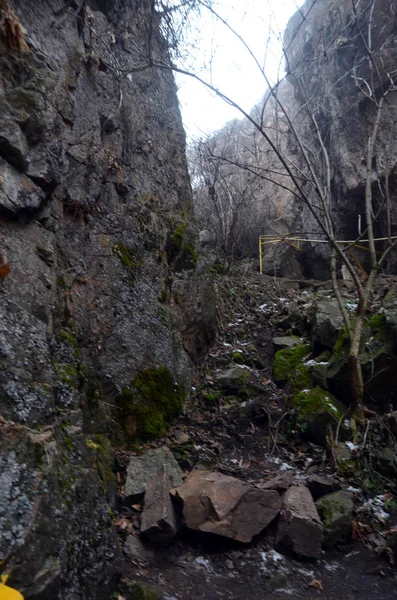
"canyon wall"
0,1,215,598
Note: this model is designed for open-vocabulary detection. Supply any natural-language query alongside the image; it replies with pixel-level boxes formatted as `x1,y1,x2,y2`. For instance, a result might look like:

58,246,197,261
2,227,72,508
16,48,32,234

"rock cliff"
195,0,397,279
283,0,397,278
0,0,215,598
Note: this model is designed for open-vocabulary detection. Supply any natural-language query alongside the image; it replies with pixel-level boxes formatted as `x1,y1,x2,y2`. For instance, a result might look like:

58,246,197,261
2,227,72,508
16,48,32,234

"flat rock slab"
172,470,282,543
307,474,339,500
141,469,180,546
277,486,323,558
124,446,183,503
259,471,294,492
273,336,301,350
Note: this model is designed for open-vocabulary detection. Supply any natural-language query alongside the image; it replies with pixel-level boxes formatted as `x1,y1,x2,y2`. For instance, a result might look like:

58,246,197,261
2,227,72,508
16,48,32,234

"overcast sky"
175,0,304,139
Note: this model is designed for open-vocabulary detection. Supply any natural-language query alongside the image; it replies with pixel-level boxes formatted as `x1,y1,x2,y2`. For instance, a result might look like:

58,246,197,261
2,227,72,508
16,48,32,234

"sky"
175,0,305,139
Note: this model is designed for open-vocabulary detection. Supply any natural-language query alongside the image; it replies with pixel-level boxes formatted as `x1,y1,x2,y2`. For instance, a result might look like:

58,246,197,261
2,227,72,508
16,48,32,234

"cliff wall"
0,1,215,598
283,0,397,277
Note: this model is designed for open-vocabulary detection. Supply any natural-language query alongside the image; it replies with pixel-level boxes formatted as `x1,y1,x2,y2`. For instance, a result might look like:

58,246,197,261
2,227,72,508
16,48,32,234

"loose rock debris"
114,267,397,599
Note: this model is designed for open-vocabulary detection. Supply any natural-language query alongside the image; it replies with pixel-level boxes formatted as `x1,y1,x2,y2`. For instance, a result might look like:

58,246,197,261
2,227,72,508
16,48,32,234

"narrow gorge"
1,1,397,600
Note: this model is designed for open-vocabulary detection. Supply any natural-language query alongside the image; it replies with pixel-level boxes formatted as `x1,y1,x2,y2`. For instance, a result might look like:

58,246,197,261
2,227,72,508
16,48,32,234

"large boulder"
326,314,397,409
273,344,311,383
276,486,323,558
292,387,347,445
311,299,343,353
316,491,353,547
171,470,282,543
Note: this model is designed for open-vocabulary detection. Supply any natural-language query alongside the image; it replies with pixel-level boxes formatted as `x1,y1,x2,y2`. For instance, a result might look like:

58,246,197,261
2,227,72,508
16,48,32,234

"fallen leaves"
308,579,323,591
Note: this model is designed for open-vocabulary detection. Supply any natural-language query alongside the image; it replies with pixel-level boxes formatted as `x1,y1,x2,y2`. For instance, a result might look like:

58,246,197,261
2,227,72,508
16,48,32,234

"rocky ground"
110,263,397,600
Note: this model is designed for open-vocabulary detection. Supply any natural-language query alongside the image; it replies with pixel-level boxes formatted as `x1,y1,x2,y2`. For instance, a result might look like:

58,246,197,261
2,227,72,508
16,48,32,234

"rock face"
0,1,214,597
197,0,397,279
276,486,323,558
172,470,282,543
283,0,397,278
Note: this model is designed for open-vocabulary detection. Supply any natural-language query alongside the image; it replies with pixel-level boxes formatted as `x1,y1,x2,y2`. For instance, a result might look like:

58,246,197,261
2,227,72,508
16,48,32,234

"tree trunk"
347,353,364,422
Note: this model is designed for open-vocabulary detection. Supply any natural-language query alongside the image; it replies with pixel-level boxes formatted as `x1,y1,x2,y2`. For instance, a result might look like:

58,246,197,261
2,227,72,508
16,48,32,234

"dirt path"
115,266,397,600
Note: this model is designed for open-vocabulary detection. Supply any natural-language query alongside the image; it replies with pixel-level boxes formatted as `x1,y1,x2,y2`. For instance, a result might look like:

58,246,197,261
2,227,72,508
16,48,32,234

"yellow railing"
0,575,24,600
258,234,397,275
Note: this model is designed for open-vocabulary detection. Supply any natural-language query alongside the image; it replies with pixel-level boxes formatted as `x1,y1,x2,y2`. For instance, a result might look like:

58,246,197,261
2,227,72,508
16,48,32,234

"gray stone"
141,468,180,545
374,446,397,478
124,447,183,503
307,474,339,500
0,157,45,214
259,471,294,492
273,335,301,350
171,470,282,543
215,367,248,391
311,299,343,352
174,430,190,444
316,491,354,547
276,486,323,558
0,114,29,170
124,535,154,561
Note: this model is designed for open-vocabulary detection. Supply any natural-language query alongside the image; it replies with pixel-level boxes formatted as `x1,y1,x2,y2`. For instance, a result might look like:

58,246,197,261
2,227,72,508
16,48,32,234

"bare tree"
71,0,397,425
183,0,397,426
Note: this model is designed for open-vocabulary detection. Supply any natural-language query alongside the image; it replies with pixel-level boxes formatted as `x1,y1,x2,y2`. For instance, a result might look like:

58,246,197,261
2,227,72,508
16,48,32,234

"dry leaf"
308,579,323,591
352,520,359,539
114,518,128,530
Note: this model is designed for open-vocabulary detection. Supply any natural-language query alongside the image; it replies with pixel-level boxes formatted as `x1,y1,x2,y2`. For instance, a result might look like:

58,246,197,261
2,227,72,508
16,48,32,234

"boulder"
307,475,339,500
171,470,282,543
215,367,248,392
141,468,180,546
292,387,347,445
273,335,301,350
311,299,343,353
326,314,397,409
124,447,183,503
316,491,353,547
373,446,397,478
273,344,311,383
276,486,323,558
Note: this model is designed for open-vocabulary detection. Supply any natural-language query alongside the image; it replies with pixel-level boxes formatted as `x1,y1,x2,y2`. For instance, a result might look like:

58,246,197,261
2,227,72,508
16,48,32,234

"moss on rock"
292,386,342,419
292,387,345,445
167,223,197,270
273,344,311,382
112,243,142,283
117,366,185,442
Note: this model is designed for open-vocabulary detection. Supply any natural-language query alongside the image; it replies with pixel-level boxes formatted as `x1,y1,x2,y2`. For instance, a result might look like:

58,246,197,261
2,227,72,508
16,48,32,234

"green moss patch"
292,387,342,419
167,223,197,270
291,386,346,445
273,344,311,382
117,367,185,442
112,243,142,283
